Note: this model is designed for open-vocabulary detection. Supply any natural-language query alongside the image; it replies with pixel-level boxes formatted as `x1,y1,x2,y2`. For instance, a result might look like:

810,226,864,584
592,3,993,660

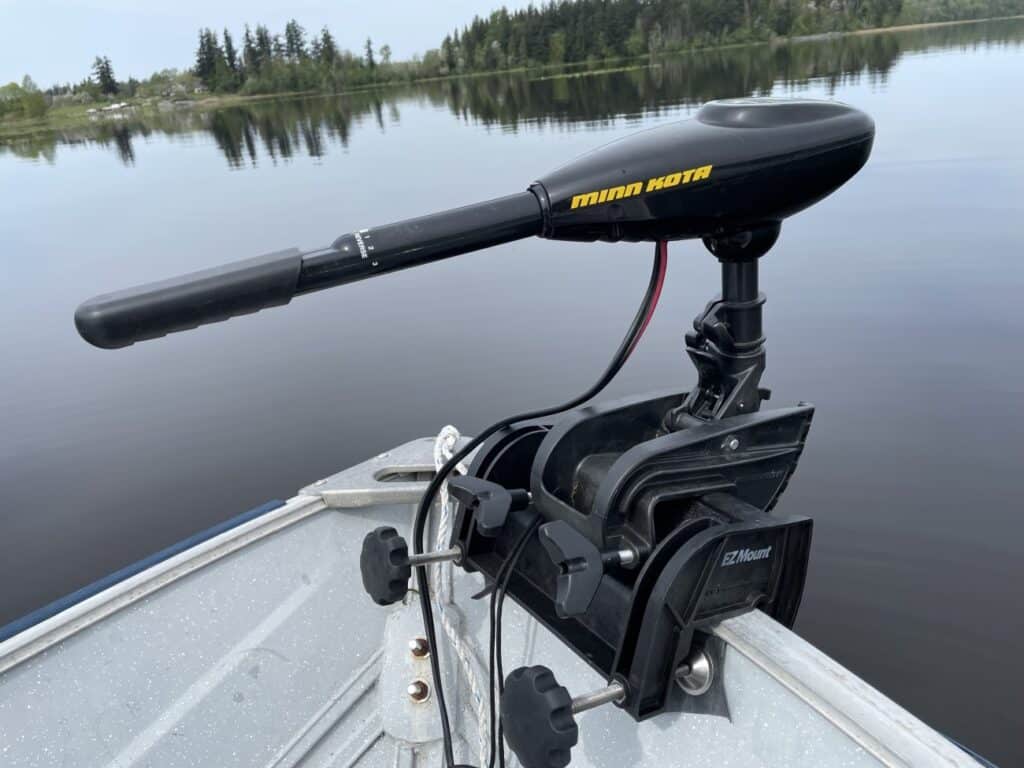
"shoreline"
2,14,1021,142
847,14,1023,36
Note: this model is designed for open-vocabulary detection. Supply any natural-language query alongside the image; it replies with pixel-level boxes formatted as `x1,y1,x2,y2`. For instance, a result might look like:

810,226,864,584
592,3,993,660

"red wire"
627,239,668,357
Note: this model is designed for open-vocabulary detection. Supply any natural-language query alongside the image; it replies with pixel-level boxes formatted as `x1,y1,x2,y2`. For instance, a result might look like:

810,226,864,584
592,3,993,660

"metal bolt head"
723,436,740,451
676,650,714,696
409,637,430,658
407,679,430,703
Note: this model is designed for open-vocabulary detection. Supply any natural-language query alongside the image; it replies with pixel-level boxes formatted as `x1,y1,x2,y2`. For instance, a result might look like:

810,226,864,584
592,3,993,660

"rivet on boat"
407,679,430,702
408,637,430,658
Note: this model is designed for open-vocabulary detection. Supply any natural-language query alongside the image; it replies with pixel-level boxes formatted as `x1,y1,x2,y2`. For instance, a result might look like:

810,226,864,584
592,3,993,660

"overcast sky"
1,0,537,87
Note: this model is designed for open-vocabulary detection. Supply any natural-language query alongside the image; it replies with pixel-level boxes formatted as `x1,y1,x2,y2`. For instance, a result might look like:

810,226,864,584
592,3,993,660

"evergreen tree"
441,34,457,71
365,37,375,69
284,19,307,61
92,56,118,95
243,25,258,72
194,29,222,88
318,27,338,65
223,29,239,73
255,25,274,70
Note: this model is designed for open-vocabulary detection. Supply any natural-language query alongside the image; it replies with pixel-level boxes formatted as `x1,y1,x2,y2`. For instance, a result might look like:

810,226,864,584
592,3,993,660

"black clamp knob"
539,521,638,618
501,666,578,768
448,476,530,537
359,526,460,605
502,665,627,768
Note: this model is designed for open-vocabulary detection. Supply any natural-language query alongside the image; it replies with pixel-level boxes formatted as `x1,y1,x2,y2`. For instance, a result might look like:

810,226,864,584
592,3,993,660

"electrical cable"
492,517,542,768
413,240,668,768
485,516,542,768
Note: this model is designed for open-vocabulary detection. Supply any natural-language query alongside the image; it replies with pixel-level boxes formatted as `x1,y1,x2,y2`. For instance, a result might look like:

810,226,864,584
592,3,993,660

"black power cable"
491,517,541,768
485,516,542,768
412,241,668,768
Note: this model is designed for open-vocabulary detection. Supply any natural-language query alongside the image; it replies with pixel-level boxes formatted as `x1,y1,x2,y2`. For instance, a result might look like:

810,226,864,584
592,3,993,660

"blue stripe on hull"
0,499,285,644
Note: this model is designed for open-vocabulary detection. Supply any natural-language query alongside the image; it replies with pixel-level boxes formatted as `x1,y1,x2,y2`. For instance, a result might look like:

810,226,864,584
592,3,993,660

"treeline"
191,21,407,94
437,0,1024,72
187,0,1023,95
21,57,144,107
5,16,1022,165
1,58,125,122
1,21,410,121
2,0,1021,123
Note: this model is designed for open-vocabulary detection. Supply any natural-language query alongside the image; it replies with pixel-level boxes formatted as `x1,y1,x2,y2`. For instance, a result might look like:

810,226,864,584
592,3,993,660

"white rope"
431,425,490,768
432,425,466,602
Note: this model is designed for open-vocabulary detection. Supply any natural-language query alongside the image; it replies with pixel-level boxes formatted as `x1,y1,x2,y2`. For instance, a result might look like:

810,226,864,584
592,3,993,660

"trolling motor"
75,98,874,768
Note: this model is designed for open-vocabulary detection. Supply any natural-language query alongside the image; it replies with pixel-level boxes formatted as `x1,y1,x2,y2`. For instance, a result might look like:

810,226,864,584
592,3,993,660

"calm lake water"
3,18,1023,764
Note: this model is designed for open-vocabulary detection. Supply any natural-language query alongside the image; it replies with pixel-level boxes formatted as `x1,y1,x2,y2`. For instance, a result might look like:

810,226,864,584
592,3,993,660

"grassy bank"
2,14,1020,143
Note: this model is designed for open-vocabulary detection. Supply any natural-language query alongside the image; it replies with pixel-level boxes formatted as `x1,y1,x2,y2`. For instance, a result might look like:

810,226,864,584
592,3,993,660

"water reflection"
3,18,1022,167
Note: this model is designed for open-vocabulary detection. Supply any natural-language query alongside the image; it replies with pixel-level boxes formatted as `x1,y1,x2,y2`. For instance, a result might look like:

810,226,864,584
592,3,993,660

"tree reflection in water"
3,19,1021,167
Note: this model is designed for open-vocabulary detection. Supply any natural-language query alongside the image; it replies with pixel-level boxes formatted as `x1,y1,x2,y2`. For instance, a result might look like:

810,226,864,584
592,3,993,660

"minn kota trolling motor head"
76,98,874,768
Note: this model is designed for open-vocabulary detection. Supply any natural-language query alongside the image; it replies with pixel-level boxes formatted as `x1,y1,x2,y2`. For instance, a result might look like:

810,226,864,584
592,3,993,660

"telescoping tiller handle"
75,98,874,350
74,192,543,349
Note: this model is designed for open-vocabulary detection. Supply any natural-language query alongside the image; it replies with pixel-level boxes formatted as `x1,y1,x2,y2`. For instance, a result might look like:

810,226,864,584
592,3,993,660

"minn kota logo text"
569,164,713,210
721,546,772,567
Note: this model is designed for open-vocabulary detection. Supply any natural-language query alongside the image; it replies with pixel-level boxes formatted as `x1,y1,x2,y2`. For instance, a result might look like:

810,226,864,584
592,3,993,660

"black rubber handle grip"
74,248,303,349
75,192,543,350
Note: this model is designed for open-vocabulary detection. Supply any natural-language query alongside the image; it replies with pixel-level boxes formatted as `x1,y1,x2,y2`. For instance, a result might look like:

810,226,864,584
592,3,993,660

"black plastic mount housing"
452,390,814,720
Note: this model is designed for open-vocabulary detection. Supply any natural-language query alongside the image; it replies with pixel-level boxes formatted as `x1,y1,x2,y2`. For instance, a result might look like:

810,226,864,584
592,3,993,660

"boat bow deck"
0,439,984,767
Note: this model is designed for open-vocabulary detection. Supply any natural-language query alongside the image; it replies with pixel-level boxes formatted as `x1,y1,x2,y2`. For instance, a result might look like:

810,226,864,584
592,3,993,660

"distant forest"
189,0,1024,95
436,0,1014,70
4,14,1022,165
1,0,1021,122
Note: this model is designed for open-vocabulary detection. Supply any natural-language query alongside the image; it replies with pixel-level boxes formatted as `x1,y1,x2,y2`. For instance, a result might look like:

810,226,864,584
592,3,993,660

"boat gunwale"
0,494,326,675
0,437,444,672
